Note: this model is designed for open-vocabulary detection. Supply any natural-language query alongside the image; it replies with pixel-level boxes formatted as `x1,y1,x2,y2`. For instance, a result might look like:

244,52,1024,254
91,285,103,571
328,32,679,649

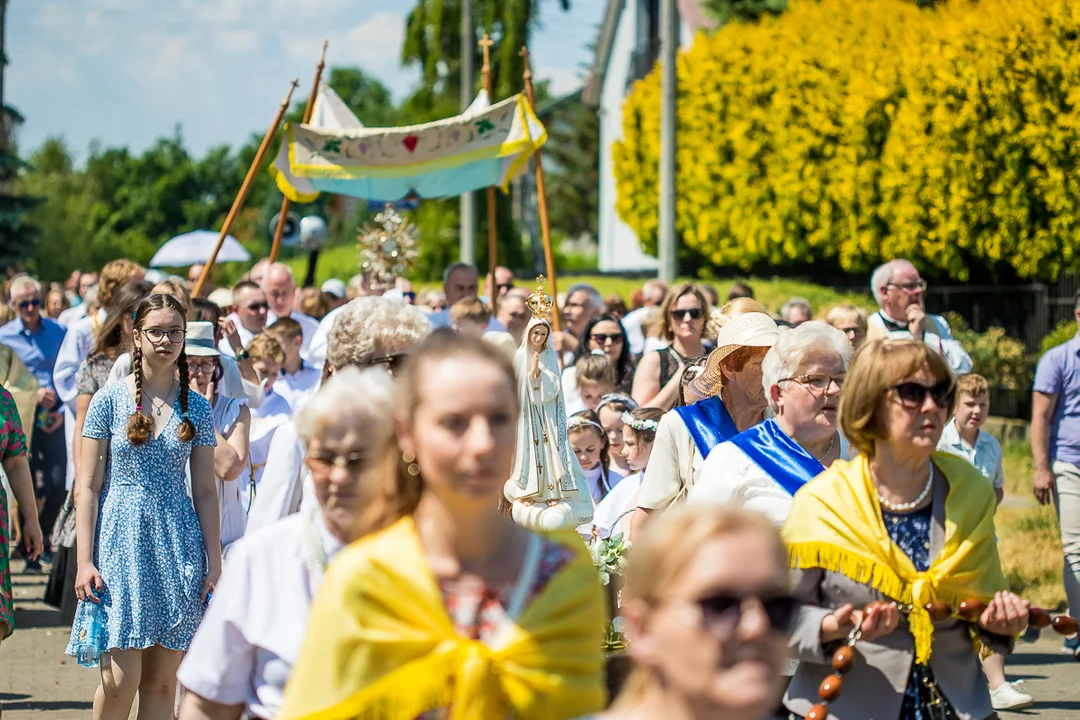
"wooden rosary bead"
924,601,951,621
806,703,830,720
819,674,843,703
956,598,987,621
832,645,855,673
1027,607,1052,629
1053,615,1079,636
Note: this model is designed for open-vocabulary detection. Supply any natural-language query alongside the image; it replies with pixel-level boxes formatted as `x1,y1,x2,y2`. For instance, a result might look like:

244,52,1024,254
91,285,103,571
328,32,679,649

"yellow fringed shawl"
781,452,1007,664
278,516,607,720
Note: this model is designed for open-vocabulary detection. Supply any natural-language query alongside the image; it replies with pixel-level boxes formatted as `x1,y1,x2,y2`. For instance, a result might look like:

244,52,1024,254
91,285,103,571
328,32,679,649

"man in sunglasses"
220,280,269,357
0,275,68,571
866,259,972,374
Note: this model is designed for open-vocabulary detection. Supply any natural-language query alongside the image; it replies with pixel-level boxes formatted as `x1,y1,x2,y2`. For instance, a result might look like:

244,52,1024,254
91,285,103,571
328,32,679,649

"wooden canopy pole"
269,42,328,264
520,46,560,332
194,78,299,298
480,33,499,315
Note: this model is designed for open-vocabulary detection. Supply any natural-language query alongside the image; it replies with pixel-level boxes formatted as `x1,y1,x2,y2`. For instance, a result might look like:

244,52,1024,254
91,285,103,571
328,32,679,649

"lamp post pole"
658,0,679,282
459,0,477,265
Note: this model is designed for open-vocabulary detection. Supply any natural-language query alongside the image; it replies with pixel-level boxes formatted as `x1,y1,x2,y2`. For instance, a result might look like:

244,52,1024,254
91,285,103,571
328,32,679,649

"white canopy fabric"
150,231,251,267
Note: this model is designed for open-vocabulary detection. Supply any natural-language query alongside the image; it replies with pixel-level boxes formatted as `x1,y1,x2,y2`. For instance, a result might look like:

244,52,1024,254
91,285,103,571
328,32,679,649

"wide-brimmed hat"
184,321,220,357
689,312,778,398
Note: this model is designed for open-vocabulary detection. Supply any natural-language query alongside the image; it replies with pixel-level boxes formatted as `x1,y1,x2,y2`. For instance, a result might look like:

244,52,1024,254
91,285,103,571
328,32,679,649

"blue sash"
729,418,824,497
674,396,739,459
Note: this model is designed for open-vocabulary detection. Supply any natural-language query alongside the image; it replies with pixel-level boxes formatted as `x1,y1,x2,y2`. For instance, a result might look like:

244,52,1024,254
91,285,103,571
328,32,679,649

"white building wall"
597,6,694,272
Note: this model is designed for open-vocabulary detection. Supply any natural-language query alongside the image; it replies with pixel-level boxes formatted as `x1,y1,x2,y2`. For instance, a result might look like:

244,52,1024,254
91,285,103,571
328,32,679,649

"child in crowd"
268,317,321,410
244,333,293,513
449,297,489,339
568,409,623,504
597,393,638,477
937,373,1031,712
592,407,664,540
566,354,616,415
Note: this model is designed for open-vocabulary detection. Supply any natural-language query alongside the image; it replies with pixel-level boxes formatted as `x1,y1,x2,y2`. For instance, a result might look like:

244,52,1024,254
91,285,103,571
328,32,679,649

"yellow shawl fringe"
782,452,1007,664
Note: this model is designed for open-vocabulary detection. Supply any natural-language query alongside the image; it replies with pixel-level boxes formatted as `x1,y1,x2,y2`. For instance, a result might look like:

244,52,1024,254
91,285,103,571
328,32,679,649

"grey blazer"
783,473,1012,720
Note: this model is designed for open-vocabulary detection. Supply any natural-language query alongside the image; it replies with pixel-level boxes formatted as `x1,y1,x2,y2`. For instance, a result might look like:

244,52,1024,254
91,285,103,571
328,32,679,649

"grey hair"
8,275,42,297
295,366,396,447
443,262,478,284
780,297,813,322
761,321,852,413
870,259,916,306
326,297,431,370
566,282,604,312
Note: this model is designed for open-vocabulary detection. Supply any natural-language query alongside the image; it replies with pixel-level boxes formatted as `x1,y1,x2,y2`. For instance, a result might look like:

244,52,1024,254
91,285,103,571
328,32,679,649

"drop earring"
402,450,420,477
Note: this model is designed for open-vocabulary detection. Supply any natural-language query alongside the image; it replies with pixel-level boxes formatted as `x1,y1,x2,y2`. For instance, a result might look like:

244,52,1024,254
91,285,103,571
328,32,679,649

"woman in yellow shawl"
280,332,607,720
782,340,1028,720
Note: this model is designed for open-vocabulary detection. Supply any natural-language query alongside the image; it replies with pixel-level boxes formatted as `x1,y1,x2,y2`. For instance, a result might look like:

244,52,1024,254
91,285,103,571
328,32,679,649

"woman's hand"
529,351,541,380
21,517,44,561
820,603,858,643
75,563,104,602
820,601,900,643
202,563,221,604
979,591,1030,637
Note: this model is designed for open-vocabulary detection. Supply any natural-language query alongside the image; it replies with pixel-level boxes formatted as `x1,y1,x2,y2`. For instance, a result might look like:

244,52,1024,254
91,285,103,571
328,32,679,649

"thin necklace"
878,463,934,513
812,432,837,462
150,383,177,417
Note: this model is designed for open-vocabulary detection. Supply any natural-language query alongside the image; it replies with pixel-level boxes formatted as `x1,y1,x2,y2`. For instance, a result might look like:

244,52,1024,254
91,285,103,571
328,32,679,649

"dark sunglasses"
403,291,417,302
889,380,955,409
497,283,515,292
365,353,408,374
306,450,367,474
671,308,703,321
697,592,797,633
244,302,269,312
590,332,624,345
17,298,41,310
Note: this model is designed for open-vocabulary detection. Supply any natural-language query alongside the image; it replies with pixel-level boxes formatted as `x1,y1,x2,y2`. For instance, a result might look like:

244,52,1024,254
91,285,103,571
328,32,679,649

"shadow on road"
12,606,67,630
1014,652,1078,667
0,700,94,712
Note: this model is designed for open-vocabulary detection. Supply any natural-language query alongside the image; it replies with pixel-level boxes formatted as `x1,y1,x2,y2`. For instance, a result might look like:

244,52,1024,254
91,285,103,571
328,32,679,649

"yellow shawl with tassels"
782,452,1007,664
278,516,607,720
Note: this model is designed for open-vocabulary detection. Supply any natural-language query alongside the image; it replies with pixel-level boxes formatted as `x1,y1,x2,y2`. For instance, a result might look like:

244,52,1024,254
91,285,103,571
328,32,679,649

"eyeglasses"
243,302,269,312
779,373,846,394
306,450,367,474
189,358,217,373
402,291,417,303
590,332,624,345
142,328,186,344
889,380,954,409
16,298,41,310
497,283,514,292
887,279,927,294
671,308,703,321
682,591,797,635
364,353,408,374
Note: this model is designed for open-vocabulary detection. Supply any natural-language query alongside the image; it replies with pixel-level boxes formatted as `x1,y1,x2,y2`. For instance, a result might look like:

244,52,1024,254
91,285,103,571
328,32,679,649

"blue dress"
65,382,216,663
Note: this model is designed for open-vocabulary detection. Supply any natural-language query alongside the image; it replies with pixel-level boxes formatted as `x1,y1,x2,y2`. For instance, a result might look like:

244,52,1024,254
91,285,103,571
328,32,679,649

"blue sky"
8,0,603,159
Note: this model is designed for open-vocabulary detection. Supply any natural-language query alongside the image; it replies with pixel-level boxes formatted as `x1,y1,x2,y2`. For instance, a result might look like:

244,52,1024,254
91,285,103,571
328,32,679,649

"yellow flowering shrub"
614,0,1080,280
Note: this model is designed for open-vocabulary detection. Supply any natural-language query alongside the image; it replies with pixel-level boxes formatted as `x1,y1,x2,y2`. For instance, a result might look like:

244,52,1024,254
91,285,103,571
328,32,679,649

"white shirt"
306,305,343,368
217,313,260,357
592,472,642,539
247,390,292,507
427,308,507,332
57,302,88,328
245,420,310,535
214,397,249,548
689,432,853,526
867,310,973,374
53,310,104,489
273,362,321,411
621,307,649,356
177,511,344,719
267,310,320,363
937,420,1005,489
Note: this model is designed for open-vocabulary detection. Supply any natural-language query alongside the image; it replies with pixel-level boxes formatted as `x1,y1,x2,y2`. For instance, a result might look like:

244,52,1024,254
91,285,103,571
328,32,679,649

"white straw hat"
689,312,778,398
184,321,220,357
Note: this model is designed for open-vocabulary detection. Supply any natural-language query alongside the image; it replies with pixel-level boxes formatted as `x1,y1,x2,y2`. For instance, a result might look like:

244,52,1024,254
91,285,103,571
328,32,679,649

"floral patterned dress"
0,385,29,638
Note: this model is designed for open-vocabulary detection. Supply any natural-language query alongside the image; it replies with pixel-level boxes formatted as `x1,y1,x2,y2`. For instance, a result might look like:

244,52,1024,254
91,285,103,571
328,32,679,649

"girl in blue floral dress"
66,294,220,719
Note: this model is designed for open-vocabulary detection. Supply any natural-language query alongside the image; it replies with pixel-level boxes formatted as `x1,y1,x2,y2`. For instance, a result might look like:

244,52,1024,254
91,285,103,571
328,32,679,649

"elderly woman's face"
630,529,790,716
774,349,844,440
306,425,380,541
878,366,950,454
723,347,769,398
528,324,549,350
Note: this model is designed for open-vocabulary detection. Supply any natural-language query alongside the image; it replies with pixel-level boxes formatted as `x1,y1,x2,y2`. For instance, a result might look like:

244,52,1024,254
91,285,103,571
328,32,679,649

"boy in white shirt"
244,333,293,515
268,317,321,410
937,373,1031,711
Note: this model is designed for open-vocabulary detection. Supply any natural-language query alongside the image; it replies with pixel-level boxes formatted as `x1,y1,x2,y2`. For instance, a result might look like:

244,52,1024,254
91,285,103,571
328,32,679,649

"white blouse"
592,471,642,540
178,510,343,718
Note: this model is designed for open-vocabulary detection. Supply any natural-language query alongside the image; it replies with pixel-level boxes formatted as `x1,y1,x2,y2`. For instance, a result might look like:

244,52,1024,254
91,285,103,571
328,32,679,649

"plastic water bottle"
75,600,106,668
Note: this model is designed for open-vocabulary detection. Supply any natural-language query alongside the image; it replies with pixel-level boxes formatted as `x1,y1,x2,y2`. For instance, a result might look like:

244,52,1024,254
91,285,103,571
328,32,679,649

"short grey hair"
761,321,852,412
8,275,42,297
780,297,813,322
443,262,478,284
566,282,604,312
327,297,431,370
296,366,396,447
870,259,916,306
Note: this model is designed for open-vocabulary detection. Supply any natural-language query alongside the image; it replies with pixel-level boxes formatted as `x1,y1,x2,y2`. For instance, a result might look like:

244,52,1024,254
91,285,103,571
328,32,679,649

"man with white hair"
262,263,319,362
428,263,505,331
867,259,972,373
0,275,68,570
622,279,668,354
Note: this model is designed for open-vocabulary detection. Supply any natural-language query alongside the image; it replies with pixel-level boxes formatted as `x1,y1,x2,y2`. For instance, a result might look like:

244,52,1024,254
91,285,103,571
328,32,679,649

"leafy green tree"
544,99,599,240
0,109,39,272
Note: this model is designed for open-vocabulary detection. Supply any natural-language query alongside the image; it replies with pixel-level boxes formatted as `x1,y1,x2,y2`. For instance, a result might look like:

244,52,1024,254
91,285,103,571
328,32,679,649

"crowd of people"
0,252,1066,720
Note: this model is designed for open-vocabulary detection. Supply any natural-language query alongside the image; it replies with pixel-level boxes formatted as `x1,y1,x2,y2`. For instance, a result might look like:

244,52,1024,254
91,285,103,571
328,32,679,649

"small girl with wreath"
592,407,664,540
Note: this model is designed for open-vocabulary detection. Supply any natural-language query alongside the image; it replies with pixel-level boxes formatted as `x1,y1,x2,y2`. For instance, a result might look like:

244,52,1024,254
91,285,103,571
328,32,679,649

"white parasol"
150,231,251,267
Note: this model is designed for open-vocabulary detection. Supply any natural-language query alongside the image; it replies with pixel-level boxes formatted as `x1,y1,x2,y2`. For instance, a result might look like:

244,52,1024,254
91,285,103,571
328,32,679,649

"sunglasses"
402,291,417,302
497,283,514,292
691,591,797,634
365,353,408,374
244,302,269,312
17,298,41,310
590,332,624,345
889,380,954,409
306,450,367,474
671,308,703,321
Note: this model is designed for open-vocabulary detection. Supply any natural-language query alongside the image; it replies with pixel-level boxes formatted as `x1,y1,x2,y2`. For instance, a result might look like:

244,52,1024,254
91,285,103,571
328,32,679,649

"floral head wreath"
621,411,659,432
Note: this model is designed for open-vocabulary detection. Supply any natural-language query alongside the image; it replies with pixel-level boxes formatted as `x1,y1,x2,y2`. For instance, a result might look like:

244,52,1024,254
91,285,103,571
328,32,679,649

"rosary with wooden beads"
804,599,1079,720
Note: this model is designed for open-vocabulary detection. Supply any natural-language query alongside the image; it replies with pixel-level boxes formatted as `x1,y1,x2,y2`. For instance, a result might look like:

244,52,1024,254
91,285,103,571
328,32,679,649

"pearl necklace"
878,463,934,513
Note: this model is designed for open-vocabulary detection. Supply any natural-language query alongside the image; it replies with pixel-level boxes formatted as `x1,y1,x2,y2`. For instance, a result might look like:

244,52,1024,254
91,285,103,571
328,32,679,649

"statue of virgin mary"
504,280,593,532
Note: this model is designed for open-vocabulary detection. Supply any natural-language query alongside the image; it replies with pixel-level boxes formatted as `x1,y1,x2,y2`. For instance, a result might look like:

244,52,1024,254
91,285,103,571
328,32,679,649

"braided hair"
127,294,196,445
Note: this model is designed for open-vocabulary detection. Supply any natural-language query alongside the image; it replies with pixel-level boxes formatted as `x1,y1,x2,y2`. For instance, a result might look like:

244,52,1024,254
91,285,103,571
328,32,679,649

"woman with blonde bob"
782,340,1029,720
594,505,794,720
279,333,607,720
177,367,397,720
